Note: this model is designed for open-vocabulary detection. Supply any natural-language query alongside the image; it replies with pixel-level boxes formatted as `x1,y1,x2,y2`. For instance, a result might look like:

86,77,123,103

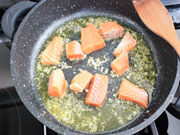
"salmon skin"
86,74,109,107
70,70,93,93
113,31,137,57
40,37,64,65
48,69,67,98
66,41,84,60
118,79,148,108
111,53,129,75
99,22,124,41
81,23,106,54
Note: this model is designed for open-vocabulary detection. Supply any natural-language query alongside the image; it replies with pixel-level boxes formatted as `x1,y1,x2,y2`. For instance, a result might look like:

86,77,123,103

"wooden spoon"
132,0,180,57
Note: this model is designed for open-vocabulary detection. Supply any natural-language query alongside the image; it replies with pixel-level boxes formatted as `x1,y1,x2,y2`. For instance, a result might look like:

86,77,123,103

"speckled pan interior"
10,0,180,135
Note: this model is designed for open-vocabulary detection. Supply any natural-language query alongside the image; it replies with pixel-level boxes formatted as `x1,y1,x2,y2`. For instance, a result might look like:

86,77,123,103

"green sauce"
35,16,156,133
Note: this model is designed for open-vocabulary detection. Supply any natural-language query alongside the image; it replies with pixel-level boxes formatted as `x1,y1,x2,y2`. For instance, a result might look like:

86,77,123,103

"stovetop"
0,0,180,135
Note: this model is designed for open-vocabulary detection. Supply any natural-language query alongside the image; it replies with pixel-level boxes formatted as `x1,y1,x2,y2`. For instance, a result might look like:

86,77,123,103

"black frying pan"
1,0,180,134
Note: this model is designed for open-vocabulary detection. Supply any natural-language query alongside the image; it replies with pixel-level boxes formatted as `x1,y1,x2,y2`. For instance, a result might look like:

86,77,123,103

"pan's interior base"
35,16,156,133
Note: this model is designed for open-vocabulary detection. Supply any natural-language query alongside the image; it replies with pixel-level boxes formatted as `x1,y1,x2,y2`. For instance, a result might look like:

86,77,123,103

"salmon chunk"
86,74,109,107
70,70,93,93
113,31,137,57
40,37,64,65
48,69,67,98
99,22,124,40
111,53,129,75
81,23,106,54
118,79,148,108
66,41,84,60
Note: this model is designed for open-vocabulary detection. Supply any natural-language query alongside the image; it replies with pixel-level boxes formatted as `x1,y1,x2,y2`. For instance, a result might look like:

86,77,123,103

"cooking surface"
35,16,156,132
0,0,180,135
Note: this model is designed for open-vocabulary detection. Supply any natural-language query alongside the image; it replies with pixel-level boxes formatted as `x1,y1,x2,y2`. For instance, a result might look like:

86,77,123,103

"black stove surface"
0,0,180,135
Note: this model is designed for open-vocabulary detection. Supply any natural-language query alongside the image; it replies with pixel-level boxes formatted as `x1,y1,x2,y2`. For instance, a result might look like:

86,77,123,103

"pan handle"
1,1,37,40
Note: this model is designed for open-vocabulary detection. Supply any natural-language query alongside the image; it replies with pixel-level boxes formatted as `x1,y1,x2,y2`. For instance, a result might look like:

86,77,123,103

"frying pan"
1,0,180,134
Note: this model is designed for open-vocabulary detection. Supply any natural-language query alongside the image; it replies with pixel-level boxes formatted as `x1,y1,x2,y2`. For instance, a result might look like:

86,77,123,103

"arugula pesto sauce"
35,16,156,133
